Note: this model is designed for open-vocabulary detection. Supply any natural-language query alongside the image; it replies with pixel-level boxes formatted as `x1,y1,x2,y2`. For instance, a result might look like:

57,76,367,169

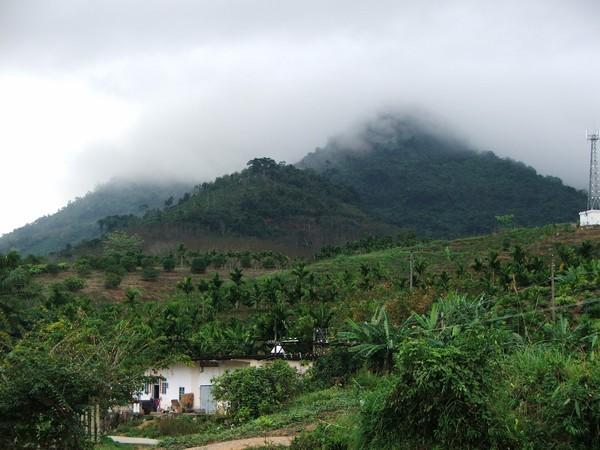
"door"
199,385,216,413
153,384,160,400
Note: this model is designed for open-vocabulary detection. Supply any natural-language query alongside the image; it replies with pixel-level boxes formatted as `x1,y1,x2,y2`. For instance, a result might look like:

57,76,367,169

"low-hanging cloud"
1,0,599,234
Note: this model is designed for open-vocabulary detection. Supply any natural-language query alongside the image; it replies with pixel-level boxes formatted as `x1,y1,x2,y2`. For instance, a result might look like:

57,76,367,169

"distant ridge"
0,179,190,255
2,114,586,256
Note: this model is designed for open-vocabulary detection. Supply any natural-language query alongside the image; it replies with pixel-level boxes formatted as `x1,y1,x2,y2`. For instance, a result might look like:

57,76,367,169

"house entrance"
199,385,216,413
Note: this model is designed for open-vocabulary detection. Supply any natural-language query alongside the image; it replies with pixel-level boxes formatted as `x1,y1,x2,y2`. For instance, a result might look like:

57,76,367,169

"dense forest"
0,179,190,256
299,115,587,237
0,224,599,448
105,158,397,255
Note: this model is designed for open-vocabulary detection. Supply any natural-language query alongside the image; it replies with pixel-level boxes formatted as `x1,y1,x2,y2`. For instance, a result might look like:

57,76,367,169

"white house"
138,358,310,413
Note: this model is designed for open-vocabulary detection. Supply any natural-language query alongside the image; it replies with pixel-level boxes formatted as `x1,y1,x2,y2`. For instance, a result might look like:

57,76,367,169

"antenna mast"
587,132,600,210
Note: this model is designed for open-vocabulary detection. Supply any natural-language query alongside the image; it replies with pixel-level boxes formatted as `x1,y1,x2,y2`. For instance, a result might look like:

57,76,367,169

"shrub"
141,266,159,281
191,256,210,274
46,263,61,275
261,257,276,269
105,264,126,277
212,360,302,422
309,347,360,387
240,254,253,269
74,258,92,277
62,276,86,292
104,272,123,289
211,254,226,269
120,255,138,272
162,256,176,272
358,327,510,449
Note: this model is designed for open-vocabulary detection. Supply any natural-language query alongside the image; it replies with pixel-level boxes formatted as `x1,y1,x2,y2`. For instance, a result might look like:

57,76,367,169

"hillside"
299,115,587,237
0,179,190,255
120,158,398,255
3,221,599,449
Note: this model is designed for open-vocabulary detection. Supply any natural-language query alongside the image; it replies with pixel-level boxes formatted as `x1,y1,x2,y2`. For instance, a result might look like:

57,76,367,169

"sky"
1,0,600,236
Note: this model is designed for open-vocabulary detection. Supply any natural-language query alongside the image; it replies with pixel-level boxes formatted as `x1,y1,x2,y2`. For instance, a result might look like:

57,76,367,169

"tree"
177,277,194,296
176,243,186,267
162,255,176,272
495,214,515,231
103,231,143,260
191,256,209,274
0,318,166,449
339,306,404,373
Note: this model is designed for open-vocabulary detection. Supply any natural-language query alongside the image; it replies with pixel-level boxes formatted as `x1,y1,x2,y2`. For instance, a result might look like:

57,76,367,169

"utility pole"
409,252,414,290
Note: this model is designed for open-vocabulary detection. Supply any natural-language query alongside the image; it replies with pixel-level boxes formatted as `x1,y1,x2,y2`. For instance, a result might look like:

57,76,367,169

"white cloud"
0,0,599,234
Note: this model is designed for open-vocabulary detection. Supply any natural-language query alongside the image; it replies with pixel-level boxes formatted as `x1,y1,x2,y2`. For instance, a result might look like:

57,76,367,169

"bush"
162,256,176,272
212,360,302,422
309,347,360,387
120,255,138,272
104,272,123,289
74,258,92,277
191,256,210,274
105,265,126,277
240,254,253,269
211,254,226,269
62,276,86,292
141,266,159,281
261,257,276,269
358,327,510,449
46,263,61,275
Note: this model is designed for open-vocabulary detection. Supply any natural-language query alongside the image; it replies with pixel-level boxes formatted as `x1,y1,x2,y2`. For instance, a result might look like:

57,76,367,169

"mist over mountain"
299,115,587,237
1,114,587,256
0,179,190,255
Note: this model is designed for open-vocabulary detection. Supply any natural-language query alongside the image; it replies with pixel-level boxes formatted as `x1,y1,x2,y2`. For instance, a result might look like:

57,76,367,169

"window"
179,387,185,399
161,380,168,395
144,383,149,395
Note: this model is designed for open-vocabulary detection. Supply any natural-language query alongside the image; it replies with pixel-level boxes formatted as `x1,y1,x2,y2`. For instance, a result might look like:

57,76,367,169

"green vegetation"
212,360,303,422
300,115,586,237
0,224,598,448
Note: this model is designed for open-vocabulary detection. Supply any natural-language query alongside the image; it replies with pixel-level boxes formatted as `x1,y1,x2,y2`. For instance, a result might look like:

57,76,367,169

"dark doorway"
153,384,160,400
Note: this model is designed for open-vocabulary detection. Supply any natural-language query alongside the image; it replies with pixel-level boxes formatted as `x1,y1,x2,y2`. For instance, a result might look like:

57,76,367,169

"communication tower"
579,131,600,226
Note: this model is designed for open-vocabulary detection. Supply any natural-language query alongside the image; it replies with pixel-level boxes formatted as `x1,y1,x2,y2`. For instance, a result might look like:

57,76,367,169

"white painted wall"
138,359,311,412
580,210,600,226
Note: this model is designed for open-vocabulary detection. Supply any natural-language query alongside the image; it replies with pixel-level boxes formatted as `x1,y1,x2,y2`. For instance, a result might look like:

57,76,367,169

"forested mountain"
0,179,190,255
298,115,587,237
121,158,397,254
3,115,587,256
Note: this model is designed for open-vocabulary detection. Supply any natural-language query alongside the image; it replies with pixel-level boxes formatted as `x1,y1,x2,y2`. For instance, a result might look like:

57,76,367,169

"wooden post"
95,404,100,443
409,252,414,290
551,255,556,321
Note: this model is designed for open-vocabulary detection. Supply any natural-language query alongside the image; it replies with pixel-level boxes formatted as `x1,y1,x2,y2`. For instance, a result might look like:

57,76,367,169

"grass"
94,437,134,449
149,386,360,449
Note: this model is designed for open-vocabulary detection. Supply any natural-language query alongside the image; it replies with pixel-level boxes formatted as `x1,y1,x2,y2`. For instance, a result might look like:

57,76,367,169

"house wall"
580,210,600,226
138,359,311,412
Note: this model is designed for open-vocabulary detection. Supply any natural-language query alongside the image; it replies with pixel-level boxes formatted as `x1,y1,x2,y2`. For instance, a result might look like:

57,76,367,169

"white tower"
579,131,600,226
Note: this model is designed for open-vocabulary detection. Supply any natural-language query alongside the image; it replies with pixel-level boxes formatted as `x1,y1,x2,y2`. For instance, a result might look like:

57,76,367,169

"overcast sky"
1,0,599,236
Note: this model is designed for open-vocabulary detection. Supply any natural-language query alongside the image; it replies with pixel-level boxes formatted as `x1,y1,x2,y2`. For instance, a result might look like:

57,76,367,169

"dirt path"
185,435,293,450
